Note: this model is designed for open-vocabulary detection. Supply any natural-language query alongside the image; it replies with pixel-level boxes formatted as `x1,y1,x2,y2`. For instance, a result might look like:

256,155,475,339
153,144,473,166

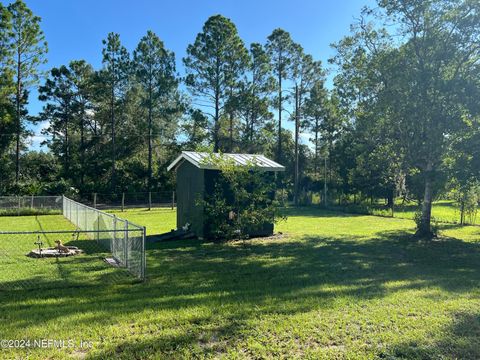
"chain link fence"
0,196,62,215
0,196,146,291
0,192,176,214
0,230,138,291
63,196,146,280
86,191,176,210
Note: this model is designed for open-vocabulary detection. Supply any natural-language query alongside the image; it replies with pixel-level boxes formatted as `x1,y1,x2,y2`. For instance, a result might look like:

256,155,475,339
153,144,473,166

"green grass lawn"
1,208,480,359
108,207,176,236
0,215,134,292
335,199,479,226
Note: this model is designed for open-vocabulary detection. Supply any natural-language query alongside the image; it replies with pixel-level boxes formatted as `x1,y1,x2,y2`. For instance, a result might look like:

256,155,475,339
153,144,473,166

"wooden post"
171,191,175,210
324,157,327,208
391,190,395,218
148,191,152,211
121,192,125,212
30,195,34,209
124,220,129,268
112,215,117,254
93,193,97,209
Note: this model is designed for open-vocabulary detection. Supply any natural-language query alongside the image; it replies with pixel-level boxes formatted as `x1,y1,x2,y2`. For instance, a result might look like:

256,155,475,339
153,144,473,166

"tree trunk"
15,53,21,183
294,85,299,206
277,58,282,163
80,102,85,187
417,163,434,238
64,110,69,175
229,112,233,152
214,59,220,153
147,85,153,192
387,186,395,218
111,82,116,192
214,90,219,152
460,199,465,226
324,156,327,208
314,118,319,176
386,188,394,208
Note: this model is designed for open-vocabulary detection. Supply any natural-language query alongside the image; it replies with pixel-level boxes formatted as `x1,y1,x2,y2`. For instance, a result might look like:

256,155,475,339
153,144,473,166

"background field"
327,199,479,226
1,208,480,359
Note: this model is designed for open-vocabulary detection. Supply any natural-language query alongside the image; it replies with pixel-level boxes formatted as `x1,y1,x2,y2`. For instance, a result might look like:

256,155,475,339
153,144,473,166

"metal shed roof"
167,151,285,172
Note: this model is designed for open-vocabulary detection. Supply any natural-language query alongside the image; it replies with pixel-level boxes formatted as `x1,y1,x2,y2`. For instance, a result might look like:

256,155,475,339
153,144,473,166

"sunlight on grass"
0,208,479,359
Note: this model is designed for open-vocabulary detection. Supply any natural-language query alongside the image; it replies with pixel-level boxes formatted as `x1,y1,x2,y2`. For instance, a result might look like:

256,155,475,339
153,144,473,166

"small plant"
453,182,479,225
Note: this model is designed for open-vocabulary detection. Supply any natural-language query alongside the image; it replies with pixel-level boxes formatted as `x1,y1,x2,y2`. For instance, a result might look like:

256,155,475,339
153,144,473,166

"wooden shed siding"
176,161,205,238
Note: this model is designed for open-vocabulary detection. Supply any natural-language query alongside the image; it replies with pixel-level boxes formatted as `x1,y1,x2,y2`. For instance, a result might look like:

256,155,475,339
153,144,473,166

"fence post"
171,191,175,210
122,192,125,212
124,220,129,269
148,192,152,211
97,210,100,243
142,226,146,281
93,193,97,209
30,195,34,209
113,215,117,256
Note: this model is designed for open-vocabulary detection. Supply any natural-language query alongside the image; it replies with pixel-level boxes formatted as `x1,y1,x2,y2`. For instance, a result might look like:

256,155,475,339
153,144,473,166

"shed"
167,151,285,239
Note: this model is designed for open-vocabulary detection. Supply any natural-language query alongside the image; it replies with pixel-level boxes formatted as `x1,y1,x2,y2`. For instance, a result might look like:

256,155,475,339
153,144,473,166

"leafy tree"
265,28,294,162
449,115,480,224
0,3,15,155
68,60,95,187
38,65,76,175
380,0,480,236
38,60,95,188
182,108,210,150
6,0,47,182
333,0,480,237
183,15,248,152
134,30,178,191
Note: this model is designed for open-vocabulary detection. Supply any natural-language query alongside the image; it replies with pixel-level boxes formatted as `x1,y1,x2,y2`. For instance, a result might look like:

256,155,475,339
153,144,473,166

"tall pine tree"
7,0,47,182
183,15,248,152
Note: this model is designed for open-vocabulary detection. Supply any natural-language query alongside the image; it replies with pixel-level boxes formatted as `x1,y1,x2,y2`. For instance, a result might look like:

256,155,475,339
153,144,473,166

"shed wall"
176,161,205,238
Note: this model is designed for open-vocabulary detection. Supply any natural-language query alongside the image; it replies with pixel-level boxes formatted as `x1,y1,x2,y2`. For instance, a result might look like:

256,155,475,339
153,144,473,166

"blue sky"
6,0,376,149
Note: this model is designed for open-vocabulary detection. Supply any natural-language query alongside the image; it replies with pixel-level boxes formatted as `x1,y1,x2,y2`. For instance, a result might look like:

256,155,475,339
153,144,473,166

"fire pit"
27,237,83,258
27,246,83,258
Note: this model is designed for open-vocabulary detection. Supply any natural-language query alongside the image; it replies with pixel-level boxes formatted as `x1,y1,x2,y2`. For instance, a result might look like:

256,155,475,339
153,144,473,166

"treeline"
1,0,479,237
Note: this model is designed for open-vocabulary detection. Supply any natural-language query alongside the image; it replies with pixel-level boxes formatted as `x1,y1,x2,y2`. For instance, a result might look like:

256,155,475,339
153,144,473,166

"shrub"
199,154,285,241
